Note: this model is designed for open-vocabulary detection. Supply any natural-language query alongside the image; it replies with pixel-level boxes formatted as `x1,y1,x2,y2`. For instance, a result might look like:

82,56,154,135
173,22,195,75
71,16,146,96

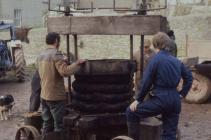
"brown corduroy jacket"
37,46,80,101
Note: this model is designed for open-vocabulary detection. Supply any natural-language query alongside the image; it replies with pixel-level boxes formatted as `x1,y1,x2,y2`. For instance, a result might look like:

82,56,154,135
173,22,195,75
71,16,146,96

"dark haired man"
126,32,192,140
37,32,86,135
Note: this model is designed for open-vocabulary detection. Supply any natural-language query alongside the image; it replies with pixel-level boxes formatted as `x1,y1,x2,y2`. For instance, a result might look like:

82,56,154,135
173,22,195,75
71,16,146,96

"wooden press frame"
47,15,167,102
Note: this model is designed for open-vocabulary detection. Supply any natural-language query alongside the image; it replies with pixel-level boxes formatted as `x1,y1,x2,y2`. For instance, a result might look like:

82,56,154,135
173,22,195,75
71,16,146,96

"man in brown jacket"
133,39,155,94
37,32,85,135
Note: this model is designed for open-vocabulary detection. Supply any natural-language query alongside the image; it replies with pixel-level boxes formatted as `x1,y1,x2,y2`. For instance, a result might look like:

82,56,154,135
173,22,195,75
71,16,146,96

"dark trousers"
126,92,181,140
41,99,66,135
29,70,41,112
29,92,40,112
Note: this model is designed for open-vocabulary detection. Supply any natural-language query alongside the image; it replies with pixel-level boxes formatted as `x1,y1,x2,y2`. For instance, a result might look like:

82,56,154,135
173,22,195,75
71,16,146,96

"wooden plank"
47,15,167,35
47,16,71,34
78,113,126,129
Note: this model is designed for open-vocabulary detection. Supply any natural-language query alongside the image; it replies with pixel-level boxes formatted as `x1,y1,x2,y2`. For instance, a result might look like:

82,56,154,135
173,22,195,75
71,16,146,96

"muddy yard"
0,73,33,140
0,28,211,140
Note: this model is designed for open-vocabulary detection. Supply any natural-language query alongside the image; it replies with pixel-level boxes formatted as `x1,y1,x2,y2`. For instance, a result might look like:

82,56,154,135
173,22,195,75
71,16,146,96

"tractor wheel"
112,136,133,140
14,49,26,82
185,71,211,104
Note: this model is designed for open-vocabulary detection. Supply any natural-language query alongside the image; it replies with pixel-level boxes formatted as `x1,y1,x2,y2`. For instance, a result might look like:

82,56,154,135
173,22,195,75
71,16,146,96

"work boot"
41,126,54,136
127,121,140,140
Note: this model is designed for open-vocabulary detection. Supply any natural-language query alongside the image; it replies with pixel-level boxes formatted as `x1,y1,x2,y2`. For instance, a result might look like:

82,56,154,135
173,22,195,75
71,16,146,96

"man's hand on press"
130,100,139,112
76,59,87,65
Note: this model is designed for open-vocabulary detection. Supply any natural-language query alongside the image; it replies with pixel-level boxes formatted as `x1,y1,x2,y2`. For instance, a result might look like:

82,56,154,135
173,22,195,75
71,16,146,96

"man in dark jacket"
167,30,177,57
29,70,41,112
126,32,193,140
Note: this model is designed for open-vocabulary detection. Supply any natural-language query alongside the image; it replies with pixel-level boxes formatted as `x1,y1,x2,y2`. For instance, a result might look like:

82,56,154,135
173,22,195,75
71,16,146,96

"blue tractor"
0,21,26,82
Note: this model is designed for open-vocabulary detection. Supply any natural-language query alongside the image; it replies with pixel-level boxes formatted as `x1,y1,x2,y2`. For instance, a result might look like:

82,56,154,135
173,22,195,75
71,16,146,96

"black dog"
0,95,15,120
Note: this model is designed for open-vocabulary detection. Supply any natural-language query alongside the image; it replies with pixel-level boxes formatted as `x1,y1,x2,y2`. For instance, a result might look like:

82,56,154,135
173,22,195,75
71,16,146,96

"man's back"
137,50,192,102
39,32,86,134
153,51,181,89
37,48,65,101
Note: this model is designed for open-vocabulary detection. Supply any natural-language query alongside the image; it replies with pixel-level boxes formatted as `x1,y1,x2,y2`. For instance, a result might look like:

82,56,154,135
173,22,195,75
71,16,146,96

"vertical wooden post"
130,35,133,60
74,34,78,59
185,34,189,57
66,34,71,103
140,35,145,75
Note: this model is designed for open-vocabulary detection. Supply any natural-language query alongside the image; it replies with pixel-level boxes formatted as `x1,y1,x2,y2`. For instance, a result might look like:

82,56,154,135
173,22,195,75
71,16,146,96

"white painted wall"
0,0,48,27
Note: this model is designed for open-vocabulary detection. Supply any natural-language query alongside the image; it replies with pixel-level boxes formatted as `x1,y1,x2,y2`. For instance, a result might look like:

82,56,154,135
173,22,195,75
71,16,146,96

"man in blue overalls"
126,32,193,140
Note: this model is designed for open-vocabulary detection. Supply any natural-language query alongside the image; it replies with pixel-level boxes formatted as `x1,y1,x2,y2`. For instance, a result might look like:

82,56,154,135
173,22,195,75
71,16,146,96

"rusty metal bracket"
48,0,94,15
113,0,167,13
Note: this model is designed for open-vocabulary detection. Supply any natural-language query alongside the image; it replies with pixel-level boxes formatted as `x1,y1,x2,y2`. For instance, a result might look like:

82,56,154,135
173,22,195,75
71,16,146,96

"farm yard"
1,1,211,139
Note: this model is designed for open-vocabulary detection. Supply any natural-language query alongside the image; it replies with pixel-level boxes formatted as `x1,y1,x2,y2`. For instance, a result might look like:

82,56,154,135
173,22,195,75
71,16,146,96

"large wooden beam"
47,15,167,35
47,17,71,35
